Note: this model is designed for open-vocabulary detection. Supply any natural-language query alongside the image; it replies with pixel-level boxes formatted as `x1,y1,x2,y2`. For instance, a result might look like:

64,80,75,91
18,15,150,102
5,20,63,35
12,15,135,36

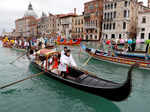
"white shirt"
58,54,77,72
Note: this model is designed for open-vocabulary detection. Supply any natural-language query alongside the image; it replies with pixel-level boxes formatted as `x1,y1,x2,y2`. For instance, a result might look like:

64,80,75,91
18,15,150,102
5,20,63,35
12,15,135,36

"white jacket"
58,54,77,72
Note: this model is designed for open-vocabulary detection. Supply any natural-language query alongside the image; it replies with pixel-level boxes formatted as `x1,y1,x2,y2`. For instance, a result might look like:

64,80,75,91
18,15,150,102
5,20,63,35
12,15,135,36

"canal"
0,41,149,112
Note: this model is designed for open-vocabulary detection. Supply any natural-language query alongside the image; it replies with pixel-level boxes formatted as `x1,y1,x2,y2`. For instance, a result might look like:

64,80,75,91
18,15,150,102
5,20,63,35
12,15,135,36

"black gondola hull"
31,61,132,102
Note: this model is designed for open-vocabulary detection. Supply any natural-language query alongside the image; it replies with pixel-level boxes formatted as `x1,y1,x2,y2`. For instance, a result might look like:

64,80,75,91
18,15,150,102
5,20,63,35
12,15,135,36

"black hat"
64,46,68,49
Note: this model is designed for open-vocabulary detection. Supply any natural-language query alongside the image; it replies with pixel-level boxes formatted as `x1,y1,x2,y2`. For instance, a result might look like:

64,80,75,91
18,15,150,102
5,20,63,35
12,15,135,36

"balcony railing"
84,25,97,29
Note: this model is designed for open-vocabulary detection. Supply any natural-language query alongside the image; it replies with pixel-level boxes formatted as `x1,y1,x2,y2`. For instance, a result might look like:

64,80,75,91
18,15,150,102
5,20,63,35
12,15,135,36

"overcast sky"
0,0,147,35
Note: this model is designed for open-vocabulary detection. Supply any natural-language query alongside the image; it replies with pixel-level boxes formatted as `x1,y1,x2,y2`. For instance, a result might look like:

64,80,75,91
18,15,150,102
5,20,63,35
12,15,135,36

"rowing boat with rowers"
27,48,137,102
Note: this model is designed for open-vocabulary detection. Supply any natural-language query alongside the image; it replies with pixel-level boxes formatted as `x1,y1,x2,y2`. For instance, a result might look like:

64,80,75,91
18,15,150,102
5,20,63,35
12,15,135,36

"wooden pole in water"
0,72,43,89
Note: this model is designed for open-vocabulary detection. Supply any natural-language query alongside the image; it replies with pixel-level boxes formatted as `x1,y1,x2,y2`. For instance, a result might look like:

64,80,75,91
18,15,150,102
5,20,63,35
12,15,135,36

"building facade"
37,12,49,36
102,0,147,40
48,13,57,37
59,12,77,39
84,0,103,41
15,3,38,37
72,15,84,39
137,10,150,41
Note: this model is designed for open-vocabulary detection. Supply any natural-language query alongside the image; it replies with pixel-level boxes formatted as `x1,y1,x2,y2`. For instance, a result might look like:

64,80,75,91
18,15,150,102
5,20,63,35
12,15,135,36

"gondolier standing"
58,49,77,77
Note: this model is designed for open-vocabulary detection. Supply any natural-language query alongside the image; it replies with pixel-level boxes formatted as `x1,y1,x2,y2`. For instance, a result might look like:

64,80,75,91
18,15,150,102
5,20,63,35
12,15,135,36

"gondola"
81,44,150,70
114,50,150,60
27,48,137,102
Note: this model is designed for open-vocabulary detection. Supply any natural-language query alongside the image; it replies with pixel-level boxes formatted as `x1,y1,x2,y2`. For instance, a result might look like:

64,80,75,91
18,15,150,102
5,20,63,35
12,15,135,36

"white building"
137,10,150,41
102,0,146,40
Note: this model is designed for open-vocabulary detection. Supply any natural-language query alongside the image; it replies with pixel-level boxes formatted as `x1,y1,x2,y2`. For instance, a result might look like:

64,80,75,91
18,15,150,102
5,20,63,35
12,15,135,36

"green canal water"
0,41,150,112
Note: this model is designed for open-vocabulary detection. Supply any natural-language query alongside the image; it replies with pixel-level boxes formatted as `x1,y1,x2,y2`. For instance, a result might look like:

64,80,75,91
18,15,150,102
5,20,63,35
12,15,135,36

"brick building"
84,0,103,41
72,15,84,39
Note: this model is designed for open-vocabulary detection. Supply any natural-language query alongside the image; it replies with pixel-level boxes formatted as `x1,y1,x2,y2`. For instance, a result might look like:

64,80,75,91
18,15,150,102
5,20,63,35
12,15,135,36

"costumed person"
48,55,59,74
58,49,77,77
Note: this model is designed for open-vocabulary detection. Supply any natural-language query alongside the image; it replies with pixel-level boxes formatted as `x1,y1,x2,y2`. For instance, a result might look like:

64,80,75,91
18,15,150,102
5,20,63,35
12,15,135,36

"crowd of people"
2,36,56,51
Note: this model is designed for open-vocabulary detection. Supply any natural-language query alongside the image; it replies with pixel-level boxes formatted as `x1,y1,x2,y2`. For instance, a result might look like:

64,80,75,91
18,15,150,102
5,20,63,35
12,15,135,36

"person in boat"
61,47,68,56
58,49,77,77
48,54,60,74
123,43,129,54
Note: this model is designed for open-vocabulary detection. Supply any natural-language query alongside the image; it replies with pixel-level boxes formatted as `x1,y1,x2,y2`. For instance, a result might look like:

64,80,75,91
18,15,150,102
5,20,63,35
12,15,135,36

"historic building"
72,15,84,39
37,12,49,36
137,9,150,41
58,9,77,39
102,0,147,40
84,0,103,41
15,3,38,37
48,13,57,37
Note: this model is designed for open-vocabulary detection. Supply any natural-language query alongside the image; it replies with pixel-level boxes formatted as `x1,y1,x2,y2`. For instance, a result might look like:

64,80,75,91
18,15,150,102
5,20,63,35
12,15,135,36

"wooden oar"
81,56,92,67
9,52,27,64
0,72,43,89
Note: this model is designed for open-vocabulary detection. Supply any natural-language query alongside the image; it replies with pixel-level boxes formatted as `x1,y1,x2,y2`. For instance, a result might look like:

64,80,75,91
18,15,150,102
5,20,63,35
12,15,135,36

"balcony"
84,13,90,19
84,24,97,29
103,18,113,22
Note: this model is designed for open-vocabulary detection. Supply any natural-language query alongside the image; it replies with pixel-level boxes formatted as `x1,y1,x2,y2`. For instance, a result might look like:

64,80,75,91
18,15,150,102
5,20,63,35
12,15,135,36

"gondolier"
58,49,77,77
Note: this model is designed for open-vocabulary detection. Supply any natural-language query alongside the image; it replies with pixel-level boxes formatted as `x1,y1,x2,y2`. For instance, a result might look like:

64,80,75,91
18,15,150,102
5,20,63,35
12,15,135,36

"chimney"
148,0,150,8
74,8,76,15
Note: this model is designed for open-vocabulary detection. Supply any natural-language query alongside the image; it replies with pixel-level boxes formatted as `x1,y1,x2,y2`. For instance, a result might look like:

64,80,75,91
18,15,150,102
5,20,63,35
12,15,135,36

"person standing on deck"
58,49,77,77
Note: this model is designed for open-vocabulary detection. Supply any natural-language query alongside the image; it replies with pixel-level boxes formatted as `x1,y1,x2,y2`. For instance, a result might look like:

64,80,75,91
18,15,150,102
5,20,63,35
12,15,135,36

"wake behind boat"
27,48,137,102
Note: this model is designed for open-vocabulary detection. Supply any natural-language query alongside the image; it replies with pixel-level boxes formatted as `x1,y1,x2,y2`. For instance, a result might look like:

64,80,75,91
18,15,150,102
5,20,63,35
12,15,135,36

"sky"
0,0,147,35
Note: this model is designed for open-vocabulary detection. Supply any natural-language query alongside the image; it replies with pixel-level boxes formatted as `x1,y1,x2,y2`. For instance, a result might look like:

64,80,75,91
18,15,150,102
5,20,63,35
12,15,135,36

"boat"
56,38,81,46
81,44,150,70
114,50,150,60
27,48,137,102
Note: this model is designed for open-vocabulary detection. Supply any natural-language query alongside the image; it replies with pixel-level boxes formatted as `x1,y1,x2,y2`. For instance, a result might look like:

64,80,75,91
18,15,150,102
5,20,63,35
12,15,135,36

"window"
124,10,127,18
125,1,128,7
128,10,130,17
141,28,145,31
114,3,117,8
104,24,106,30
109,23,112,30
142,17,146,23
119,34,122,39
95,35,97,40
105,5,107,10
123,22,126,29
111,34,115,38
141,33,145,39
108,4,110,9
89,5,94,10
149,33,150,39
108,13,110,19
96,20,98,26
113,23,116,29
111,3,113,9
106,24,109,30
95,30,97,33
110,12,113,19
104,13,107,19
86,35,88,40
114,11,116,18
90,35,93,39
